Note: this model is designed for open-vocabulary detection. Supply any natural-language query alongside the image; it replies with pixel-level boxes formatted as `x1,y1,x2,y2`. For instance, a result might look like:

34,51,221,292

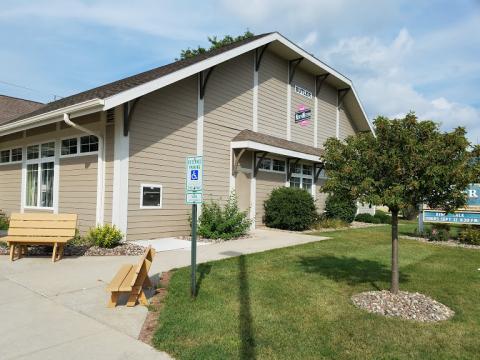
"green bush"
0,240,7,248
86,224,123,248
198,193,251,240
458,226,480,245
264,187,318,231
374,210,391,224
324,193,356,223
355,213,381,224
314,216,349,229
0,215,9,230
401,205,418,220
426,223,450,242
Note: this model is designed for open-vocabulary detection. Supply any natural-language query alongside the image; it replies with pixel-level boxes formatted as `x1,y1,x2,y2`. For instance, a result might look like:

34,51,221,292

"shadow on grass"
298,255,409,290
238,255,256,360
195,263,212,296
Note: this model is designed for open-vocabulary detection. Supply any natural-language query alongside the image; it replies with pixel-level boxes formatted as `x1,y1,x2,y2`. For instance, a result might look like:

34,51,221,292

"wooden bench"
107,246,156,307
5,213,77,262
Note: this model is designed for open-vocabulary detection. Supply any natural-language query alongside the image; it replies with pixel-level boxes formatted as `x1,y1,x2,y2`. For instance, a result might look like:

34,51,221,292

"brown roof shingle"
232,130,324,158
0,95,44,125
4,33,273,126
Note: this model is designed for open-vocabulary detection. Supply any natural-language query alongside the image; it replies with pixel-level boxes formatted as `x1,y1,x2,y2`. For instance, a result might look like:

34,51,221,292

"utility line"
0,79,63,101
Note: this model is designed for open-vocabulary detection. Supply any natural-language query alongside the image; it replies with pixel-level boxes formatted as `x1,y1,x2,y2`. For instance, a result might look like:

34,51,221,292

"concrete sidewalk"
0,229,328,359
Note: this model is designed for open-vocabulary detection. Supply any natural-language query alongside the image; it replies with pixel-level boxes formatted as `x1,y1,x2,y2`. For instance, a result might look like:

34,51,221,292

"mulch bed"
401,235,480,250
0,242,145,256
138,271,173,345
352,290,455,322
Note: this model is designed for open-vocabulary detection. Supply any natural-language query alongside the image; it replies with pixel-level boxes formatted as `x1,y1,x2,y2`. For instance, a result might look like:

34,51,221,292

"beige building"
0,32,373,240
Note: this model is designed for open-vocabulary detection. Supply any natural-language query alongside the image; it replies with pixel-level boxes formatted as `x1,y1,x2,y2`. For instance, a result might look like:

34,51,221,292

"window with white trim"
11,148,22,162
140,184,163,208
258,158,271,170
257,157,286,173
25,142,55,208
80,135,98,153
0,147,23,164
0,150,10,163
290,163,314,195
61,138,77,156
60,135,98,157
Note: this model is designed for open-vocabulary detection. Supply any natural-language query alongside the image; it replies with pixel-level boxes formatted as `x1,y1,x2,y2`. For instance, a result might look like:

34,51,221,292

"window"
80,135,98,153
290,162,314,195
25,142,55,209
141,184,163,208
11,148,22,162
290,177,301,188
61,138,77,156
258,158,271,170
0,150,10,163
272,159,286,172
302,165,313,176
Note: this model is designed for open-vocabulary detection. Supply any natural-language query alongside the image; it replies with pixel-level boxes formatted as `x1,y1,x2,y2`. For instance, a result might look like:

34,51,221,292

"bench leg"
9,244,15,261
138,290,149,306
143,276,153,288
57,244,65,261
126,286,142,307
108,292,119,308
52,243,58,263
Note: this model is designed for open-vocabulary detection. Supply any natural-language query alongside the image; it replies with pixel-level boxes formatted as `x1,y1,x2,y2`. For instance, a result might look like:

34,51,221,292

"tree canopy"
176,31,254,61
322,112,480,293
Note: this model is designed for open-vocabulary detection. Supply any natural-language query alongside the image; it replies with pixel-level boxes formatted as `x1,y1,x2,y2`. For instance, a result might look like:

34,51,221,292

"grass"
153,222,480,359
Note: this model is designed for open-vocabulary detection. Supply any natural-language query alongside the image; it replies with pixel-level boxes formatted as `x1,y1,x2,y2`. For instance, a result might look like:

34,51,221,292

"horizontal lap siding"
204,53,253,203
0,164,22,215
255,171,285,227
339,106,357,139
128,76,197,240
317,83,337,147
59,156,97,233
104,124,114,224
291,69,315,146
315,178,328,213
258,50,287,137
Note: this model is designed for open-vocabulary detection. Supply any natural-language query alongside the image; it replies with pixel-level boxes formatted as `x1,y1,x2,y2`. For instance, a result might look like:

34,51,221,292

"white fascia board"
231,140,320,162
0,99,104,137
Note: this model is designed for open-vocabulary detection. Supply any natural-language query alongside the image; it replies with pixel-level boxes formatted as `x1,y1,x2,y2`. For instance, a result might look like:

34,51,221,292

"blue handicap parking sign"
191,169,199,180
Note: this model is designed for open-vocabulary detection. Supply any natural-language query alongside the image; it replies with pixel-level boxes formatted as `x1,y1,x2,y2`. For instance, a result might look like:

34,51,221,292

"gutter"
63,113,105,226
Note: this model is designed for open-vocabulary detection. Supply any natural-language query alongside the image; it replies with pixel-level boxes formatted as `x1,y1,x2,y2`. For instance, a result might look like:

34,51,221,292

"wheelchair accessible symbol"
191,170,199,180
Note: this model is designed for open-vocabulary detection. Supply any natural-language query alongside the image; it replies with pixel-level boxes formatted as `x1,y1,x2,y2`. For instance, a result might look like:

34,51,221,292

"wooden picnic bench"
107,246,156,307
5,213,77,262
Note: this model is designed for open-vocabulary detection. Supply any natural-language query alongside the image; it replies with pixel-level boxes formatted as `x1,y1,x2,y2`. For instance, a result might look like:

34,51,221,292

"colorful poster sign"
294,104,311,126
423,210,480,224
186,156,203,204
465,183,480,208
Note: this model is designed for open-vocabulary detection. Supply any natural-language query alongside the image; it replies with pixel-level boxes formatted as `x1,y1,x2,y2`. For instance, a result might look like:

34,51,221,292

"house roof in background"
0,95,44,125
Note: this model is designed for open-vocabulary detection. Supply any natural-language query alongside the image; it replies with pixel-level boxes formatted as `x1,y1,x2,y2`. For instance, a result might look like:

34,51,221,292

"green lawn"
153,223,480,359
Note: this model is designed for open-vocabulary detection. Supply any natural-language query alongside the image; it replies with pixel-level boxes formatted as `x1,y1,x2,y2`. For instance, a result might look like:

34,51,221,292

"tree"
322,112,480,293
176,31,254,60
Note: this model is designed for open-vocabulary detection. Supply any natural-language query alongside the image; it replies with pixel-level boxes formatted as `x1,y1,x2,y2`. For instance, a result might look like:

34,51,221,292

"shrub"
324,193,356,223
198,193,251,240
458,226,480,245
0,215,9,230
86,224,123,248
264,187,318,231
374,210,391,224
401,205,418,220
314,216,349,229
426,223,450,242
355,213,380,224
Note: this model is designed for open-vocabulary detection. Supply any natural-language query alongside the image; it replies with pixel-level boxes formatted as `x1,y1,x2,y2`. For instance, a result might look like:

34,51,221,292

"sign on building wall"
294,104,311,127
294,85,313,99
185,156,203,205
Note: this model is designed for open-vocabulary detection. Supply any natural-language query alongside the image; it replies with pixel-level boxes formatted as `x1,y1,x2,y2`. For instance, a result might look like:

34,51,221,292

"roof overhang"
231,140,321,162
0,32,373,136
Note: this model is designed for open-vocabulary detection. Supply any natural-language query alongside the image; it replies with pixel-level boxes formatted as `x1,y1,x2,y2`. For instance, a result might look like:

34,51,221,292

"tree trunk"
390,209,399,294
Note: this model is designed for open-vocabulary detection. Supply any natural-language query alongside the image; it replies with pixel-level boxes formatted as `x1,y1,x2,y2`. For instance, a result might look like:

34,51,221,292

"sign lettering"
294,85,313,99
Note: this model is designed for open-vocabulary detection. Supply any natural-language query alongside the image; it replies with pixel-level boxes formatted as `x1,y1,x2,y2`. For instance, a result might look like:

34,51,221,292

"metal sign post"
186,156,203,298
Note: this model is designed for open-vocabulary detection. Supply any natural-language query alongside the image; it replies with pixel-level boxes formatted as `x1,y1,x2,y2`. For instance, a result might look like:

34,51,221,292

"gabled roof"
0,32,373,136
0,95,44,125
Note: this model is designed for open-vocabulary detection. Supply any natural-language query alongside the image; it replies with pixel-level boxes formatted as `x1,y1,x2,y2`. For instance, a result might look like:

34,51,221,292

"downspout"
63,113,105,226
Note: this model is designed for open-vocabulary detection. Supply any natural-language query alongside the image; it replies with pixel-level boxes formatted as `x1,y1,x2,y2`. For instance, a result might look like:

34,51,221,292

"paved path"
0,229,328,359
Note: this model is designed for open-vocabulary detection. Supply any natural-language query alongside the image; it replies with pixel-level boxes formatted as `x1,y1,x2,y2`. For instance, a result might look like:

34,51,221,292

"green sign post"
186,156,203,297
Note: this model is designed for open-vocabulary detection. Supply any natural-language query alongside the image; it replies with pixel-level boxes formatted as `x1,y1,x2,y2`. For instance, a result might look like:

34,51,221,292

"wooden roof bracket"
314,162,325,182
199,67,215,100
232,148,247,176
315,74,330,96
255,44,269,72
254,151,269,176
289,57,304,84
287,158,301,180
123,97,141,136
337,88,351,107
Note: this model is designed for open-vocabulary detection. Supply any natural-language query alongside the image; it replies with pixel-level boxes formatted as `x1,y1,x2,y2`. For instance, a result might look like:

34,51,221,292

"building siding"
59,156,98,233
317,83,337,147
128,76,197,240
255,171,285,227
0,164,22,215
290,68,315,146
257,50,288,137
203,52,253,203
339,105,357,139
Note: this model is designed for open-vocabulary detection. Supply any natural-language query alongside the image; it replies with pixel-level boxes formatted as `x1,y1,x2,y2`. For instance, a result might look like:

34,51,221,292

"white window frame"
290,163,314,195
59,135,99,158
256,156,286,174
0,146,23,165
140,184,163,209
24,142,56,210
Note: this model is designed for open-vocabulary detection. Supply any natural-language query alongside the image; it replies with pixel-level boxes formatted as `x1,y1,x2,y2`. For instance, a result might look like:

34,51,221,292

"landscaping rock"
351,290,454,322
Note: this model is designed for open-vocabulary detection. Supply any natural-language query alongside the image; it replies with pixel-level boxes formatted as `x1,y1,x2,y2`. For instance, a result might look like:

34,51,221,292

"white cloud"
299,31,317,48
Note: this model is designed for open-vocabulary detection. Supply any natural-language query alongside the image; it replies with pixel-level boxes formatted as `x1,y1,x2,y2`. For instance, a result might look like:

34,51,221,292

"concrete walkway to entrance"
0,229,328,359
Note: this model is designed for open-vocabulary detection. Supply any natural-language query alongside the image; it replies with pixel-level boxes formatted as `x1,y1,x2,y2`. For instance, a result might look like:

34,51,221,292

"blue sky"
1,0,479,142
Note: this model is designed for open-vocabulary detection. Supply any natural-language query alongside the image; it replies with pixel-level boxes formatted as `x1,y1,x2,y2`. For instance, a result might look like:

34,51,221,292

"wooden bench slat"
10,213,77,221
9,220,78,229
119,267,138,292
8,228,76,237
107,264,134,292
5,236,71,244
